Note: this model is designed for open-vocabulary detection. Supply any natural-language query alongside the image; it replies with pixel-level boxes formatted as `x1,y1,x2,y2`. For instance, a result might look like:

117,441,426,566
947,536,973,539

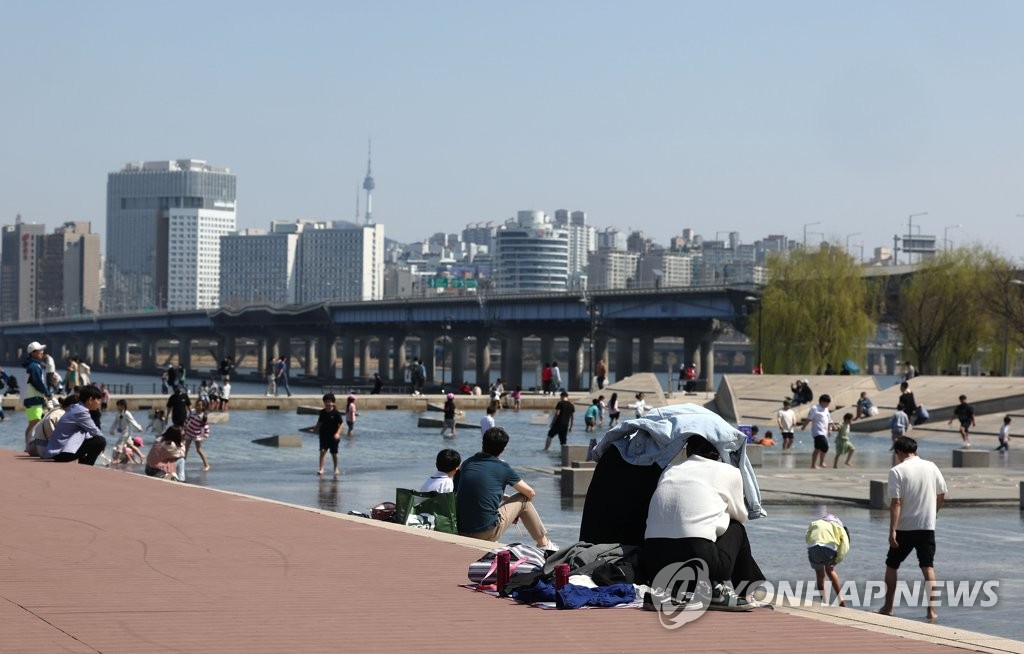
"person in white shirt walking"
479,405,496,435
776,399,797,450
879,436,947,621
800,394,836,469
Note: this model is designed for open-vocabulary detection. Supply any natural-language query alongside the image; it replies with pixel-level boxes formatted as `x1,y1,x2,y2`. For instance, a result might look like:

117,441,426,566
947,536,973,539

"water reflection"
317,478,340,512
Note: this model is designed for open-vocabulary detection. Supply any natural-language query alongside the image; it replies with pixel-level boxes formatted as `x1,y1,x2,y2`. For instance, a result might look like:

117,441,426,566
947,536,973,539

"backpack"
467,543,546,585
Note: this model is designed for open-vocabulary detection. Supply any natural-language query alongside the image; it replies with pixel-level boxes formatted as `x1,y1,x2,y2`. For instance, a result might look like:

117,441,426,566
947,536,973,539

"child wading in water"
109,399,144,464
184,399,212,471
996,415,1011,452
345,395,358,436
833,413,856,467
315,393,344,477
806,513,851,606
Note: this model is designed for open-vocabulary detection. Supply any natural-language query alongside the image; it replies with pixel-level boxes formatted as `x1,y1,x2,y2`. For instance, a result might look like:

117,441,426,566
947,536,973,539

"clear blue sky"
2,1,1022,260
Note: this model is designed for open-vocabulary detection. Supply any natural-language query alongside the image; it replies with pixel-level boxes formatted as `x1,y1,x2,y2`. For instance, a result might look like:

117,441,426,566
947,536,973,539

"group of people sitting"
424,404,766,611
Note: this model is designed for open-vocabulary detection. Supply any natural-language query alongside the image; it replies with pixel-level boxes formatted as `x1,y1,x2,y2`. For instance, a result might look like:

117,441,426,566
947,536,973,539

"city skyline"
2,2,1023,260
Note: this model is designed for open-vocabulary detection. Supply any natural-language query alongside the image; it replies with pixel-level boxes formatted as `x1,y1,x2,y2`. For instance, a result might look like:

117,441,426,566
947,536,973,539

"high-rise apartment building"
296,221,385,303
220,223,301,307
493,211,569,291
164,208,236,310
106,159,236,312
553,210,596,280
0,219,100,321
586,250,639,290
0,218,44,322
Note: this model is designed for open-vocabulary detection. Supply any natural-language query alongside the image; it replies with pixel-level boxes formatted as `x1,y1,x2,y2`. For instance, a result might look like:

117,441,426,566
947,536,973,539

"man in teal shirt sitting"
456,427,557,551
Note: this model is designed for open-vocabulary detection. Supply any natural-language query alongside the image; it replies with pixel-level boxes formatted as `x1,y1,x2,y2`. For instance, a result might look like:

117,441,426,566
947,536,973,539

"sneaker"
708,583,753,611
642,588,705,612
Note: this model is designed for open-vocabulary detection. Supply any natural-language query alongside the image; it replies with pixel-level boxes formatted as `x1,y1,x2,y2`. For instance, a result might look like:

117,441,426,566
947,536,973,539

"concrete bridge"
0,285,763,391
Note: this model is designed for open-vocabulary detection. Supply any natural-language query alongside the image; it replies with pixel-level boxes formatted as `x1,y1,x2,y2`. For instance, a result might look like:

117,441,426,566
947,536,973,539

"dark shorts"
319,434,339,453
813,435,829,452
782,432,794,441
346,419,355,429
585,417,595,427
547,424,570,445
885,530,936,569
807,545,838,570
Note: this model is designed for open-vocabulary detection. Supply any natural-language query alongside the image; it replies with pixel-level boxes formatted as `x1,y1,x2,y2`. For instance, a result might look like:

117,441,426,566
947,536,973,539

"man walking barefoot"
879,436,947,621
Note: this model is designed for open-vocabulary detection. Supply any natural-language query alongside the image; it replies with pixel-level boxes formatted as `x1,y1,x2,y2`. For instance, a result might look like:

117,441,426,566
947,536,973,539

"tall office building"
164,207,236,310
0,217,45,322
105,159,236,312
220,223,301,307
493,211,569,291
296,221,385,302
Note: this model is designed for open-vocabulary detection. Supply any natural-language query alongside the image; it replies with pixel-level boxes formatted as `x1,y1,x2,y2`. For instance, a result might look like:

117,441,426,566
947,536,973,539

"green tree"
895,248,993,375
755,245,875,374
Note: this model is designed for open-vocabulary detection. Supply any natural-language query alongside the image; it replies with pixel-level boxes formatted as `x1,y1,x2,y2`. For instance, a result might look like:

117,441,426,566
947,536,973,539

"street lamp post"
440,318,452,387
745,295,762,372
1003,278,1019,376
845,232,861,256
943,224,961,250
802,221,821,248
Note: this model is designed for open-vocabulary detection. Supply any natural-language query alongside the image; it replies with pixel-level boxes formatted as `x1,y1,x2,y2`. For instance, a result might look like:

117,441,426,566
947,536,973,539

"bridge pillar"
392,334,407,382
317,333,336,381
177,338,191,372
94,341,108,367
305,339,317,376
540,337,554,369
451,335,467,385
140,337,156,371
568,334,584,391
476,334,491,387
218,334,236,364
501,333,524,388
615,336,634,378
699,338,716,392
256,339,268,376
638,336,655,373
884,354,897,376
358,338,371,378
594,336,610,384
84,341,96,367
421,333,438,382
278,338,292,369
340,335,355,382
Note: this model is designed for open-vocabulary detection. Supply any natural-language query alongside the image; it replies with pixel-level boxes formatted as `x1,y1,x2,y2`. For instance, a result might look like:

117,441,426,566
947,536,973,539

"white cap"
27,341,46,354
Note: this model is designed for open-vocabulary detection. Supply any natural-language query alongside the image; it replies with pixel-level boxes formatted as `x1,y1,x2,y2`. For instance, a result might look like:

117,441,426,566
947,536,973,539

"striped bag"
467,543,546,585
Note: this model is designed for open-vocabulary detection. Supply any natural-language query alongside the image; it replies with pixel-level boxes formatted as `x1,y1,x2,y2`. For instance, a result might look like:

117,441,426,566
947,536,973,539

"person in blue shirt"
43,385,107,465
23,341,54,446
455,427,557,551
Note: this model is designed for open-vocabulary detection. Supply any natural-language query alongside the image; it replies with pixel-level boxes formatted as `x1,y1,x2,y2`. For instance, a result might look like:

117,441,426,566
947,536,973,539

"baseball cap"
132,436,144,447
27,341,46,354
446,392,455,399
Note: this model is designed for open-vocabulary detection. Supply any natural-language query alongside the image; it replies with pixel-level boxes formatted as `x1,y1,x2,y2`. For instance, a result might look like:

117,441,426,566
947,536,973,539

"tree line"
751,245,1024,376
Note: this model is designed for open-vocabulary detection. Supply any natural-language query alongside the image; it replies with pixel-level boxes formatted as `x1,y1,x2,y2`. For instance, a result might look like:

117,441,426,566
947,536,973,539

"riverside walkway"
2,451,1021,653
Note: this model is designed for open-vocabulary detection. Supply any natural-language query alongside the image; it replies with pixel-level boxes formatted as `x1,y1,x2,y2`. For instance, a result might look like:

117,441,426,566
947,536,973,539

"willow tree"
755,245,875,374
965,248,1023,374
895,248,991,375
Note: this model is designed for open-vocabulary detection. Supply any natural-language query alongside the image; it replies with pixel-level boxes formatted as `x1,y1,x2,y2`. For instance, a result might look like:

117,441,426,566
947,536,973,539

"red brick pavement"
0,451,1003,653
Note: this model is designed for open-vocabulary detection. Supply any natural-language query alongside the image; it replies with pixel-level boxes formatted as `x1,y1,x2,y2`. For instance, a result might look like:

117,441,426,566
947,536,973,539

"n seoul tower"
362,140,375,225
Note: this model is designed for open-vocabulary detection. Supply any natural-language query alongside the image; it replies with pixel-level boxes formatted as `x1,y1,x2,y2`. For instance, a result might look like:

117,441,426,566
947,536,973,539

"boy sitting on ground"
421,448,462,493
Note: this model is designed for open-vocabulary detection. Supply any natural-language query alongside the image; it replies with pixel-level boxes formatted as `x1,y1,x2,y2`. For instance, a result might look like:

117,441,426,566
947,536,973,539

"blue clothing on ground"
43,403,104,459
454,453,521,533
511,579,637,609
592,403,766,519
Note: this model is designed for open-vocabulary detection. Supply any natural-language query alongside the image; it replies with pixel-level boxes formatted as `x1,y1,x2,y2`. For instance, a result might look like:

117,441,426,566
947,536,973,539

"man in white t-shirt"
776,400,797,450
800,394,835,469
479,405,496,436
419,448,461,493
879,436,947,621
